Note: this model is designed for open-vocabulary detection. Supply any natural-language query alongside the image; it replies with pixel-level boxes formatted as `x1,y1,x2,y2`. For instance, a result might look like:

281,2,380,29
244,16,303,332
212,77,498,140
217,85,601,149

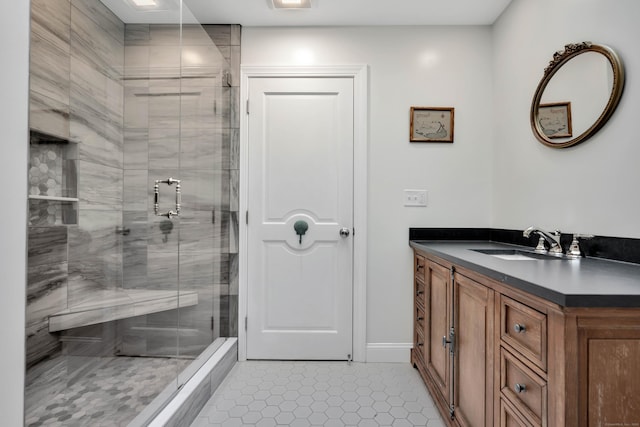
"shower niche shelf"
28,130,78,226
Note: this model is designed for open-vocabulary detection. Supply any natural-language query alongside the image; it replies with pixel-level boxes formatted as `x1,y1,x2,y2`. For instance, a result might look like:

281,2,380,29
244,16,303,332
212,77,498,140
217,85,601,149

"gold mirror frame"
530,42,625,148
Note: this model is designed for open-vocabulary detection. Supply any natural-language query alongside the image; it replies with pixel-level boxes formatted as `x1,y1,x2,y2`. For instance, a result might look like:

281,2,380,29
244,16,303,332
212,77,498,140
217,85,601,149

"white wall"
492,0,640,238
242,26,494,359
0,0,29,424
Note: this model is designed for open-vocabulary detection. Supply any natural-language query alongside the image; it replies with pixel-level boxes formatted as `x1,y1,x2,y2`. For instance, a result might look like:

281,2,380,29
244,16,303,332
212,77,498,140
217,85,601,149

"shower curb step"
129,338,238,427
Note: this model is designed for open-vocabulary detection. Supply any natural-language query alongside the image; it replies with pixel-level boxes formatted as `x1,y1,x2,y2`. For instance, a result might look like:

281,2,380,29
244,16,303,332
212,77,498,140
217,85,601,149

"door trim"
239,65,368,362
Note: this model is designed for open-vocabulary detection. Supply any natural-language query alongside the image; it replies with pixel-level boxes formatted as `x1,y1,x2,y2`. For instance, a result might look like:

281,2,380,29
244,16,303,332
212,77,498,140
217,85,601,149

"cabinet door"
453,272,494,427
577,319,640,427
424,260,451,405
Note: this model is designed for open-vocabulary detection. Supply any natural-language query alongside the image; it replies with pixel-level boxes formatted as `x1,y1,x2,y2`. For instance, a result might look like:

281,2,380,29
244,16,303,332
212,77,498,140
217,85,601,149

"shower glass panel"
25,0,237,425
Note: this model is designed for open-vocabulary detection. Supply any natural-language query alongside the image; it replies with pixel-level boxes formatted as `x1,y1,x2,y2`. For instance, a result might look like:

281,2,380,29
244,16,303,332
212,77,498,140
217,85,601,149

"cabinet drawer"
415,303,426,360
500,348,546,427
415,254,426,282
414,324,425,361
415,304,425,327
415,280,425,307
500,295,547,370
500,397,535,427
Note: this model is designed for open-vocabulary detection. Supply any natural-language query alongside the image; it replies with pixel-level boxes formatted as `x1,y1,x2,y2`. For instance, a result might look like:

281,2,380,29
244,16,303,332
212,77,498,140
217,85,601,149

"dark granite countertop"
410,240,640,308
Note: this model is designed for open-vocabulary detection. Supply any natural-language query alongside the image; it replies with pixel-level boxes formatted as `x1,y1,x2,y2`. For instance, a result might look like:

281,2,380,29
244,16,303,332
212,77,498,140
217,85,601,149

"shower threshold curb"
129,338,238,427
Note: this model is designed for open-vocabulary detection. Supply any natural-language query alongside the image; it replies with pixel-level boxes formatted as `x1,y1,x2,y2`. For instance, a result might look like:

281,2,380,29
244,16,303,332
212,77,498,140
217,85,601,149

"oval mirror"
530,42,625,148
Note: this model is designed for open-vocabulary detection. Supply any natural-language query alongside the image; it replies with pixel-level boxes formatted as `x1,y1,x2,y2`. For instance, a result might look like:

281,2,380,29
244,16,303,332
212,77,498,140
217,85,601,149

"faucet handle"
567,234,595,258
534,236,547,253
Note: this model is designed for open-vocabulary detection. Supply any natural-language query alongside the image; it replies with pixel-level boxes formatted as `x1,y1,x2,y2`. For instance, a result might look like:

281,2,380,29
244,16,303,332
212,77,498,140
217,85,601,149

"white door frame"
239,65,368,362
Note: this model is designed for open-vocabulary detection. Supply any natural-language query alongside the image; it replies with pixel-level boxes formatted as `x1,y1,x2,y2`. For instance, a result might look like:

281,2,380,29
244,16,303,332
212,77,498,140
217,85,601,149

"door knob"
339,228,350,237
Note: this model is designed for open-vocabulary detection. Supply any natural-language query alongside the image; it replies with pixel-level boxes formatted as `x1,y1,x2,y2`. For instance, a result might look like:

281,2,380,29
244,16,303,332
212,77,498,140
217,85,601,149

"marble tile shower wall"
27,0,125,367
118,24,240,357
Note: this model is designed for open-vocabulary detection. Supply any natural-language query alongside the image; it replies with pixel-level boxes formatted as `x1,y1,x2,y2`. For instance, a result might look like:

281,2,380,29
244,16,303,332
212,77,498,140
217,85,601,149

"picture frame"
410,107,455,143
537,102,572,139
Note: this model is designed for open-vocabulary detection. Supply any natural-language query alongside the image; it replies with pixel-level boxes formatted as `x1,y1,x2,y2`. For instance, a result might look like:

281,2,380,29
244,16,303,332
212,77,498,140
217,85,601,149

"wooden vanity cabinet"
573,313,640,426
414,254,450,406
453,272,495,427
412,255,495,426
424,258,451,406
412,248,640,427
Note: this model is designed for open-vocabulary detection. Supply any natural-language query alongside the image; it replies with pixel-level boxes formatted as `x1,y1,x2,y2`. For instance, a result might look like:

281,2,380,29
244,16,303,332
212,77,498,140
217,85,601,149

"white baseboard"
366,343,413,363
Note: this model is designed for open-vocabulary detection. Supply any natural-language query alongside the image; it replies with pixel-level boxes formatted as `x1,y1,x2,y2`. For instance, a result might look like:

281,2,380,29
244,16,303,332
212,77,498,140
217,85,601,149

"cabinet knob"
514,323,526,333
417,316,424,321
416,264,424,271
514,383,526,393
417,342,424,347
416,290,424,296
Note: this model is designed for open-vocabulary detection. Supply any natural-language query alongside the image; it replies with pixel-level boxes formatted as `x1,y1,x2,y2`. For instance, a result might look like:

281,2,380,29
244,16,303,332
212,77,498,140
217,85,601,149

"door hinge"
246,99,249,114
449,405,455,420
450,265,455,281
245,316,248,331
245,211,249,225
211,316,214,330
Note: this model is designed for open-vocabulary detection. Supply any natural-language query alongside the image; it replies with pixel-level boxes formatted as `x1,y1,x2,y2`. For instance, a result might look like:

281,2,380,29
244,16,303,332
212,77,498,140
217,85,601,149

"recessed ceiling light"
131,0,157,7
272,0,311,9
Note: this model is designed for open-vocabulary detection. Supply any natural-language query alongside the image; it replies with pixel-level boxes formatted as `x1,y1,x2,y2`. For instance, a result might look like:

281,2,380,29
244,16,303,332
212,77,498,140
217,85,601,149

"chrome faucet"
523,226,564,255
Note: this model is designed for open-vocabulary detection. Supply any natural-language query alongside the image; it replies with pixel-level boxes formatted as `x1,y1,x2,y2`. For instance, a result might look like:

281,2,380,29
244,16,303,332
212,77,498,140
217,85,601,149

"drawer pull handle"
417,342,424,347
514,323,526,333
417,316,424,321
514,383,527,393
417,264,424,271
417,291,424,296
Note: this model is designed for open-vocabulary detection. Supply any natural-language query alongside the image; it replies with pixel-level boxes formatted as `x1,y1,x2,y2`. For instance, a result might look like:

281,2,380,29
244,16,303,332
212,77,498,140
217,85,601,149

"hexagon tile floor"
191,361,445,427
25,355,191,427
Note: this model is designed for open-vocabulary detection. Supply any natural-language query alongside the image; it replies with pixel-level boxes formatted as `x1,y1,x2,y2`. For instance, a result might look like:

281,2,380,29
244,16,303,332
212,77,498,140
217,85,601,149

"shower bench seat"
48,289,198,332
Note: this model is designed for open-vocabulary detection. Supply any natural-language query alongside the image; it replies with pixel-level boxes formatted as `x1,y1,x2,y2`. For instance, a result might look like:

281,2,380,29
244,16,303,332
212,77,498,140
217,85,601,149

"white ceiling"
102,0,514,26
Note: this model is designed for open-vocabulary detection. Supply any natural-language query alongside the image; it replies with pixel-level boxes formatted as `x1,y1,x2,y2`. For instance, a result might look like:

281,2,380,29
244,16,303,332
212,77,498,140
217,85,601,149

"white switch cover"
404,189,428,207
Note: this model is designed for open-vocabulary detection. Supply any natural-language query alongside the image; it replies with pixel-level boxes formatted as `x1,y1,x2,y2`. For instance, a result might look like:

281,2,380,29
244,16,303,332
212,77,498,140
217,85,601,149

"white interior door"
246,76,354,360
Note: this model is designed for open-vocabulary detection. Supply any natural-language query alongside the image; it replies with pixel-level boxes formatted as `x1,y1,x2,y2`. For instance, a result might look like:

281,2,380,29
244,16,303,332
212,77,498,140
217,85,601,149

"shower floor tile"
25,355,191,427
191,361,445,426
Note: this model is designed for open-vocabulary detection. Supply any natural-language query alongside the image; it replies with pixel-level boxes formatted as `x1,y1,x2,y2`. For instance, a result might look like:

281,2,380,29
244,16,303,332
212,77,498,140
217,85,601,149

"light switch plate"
404,189,427,207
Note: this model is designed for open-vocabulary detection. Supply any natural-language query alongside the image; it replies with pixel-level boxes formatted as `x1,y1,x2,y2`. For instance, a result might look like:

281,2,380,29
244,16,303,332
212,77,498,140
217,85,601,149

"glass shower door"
121,0,234,392
25,0,236,424
175,21,234,363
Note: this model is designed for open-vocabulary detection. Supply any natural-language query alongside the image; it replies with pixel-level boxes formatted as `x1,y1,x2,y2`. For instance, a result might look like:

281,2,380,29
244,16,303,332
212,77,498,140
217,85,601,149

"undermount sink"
471,248,568,261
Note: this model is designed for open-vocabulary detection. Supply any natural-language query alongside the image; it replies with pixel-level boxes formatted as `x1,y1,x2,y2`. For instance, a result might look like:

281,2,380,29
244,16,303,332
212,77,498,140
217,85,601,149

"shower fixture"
154,177,181,219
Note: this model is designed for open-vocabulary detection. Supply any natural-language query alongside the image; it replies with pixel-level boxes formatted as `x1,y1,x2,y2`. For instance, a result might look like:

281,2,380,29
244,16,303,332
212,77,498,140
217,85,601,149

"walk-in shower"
25,0,239,425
